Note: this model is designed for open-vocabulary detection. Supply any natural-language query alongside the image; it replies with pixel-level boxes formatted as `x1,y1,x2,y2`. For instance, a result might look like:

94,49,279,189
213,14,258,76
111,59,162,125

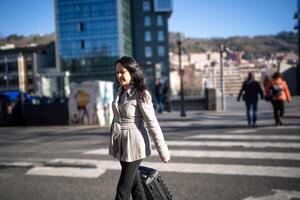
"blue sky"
0,0,297,38
169,0,298,38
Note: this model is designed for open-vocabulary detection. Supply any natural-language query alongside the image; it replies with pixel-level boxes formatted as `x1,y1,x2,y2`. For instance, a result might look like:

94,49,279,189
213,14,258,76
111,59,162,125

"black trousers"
115,159,146,200
272,100,285,124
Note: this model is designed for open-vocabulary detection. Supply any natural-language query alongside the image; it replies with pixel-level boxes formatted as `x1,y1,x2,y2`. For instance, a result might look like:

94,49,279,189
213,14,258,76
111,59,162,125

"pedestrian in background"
237,72,264,127
155,80,164,113
109,56,170,200
265,72,291,126
162,79,172,112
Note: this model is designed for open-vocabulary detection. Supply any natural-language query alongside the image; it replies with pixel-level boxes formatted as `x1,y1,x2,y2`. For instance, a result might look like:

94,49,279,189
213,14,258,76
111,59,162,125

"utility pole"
219,44,226,111
177,33,186,117
298,0,300,95
294,0,300,95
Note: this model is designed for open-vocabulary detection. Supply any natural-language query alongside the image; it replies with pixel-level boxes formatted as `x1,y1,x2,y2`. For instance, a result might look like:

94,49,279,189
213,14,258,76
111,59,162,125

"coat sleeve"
138,90,170,160
237,82,245,101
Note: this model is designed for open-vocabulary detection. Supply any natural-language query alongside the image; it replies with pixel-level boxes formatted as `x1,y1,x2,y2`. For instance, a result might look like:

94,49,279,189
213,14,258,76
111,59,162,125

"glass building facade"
55,0,132,83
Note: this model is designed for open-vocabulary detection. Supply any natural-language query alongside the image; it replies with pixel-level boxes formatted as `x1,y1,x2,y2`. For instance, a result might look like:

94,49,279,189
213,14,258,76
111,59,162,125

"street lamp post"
276,56,283,73
219,44,226,111
294,0,300,95
177,33,186,117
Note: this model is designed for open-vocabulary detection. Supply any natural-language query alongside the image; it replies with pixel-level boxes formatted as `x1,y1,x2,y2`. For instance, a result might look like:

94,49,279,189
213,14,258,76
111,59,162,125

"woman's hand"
160,154,171,163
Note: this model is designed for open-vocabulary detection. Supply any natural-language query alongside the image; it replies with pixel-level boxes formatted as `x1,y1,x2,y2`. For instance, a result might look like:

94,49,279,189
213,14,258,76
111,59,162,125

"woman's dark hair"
115,56,148,101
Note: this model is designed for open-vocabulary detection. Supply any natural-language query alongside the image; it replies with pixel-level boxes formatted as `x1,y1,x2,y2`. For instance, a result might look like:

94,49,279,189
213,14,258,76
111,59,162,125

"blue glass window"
144,16,151,26
143,1,151,11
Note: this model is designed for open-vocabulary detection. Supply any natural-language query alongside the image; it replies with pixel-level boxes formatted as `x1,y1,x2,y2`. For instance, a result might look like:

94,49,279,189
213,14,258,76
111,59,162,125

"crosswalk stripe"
26,166,106,178
261,126,300,130
226,130,258,134
26,159,300,179
83,148,300,161
185,134,300,140
165,141,300,148
142,162,300,179
243,189,300,200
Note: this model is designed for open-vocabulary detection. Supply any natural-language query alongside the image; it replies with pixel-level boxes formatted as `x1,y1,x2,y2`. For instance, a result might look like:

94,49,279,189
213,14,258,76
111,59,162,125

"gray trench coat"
109,87,170,162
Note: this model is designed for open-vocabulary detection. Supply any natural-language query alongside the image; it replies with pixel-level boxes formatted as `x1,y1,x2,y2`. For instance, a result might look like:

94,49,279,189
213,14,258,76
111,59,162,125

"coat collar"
117,86,137,97
127,86,137,97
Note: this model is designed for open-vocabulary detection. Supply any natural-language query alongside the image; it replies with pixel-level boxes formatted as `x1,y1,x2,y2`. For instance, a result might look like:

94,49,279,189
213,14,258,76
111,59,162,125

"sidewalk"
157,96,300,128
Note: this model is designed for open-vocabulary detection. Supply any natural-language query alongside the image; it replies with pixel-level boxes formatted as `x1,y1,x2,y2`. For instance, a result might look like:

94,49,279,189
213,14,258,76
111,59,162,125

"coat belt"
120,119,143,129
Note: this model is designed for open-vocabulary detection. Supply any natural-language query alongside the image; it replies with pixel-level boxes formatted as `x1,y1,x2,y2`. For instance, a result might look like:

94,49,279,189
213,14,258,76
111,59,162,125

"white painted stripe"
243,189,300,200
226,130,258,134
26,167,106,178
141,162,300,179
166,141,300,148
185,134,300,140
200,116,222,119
83,148,300,161
84,149,108,155
28,159,300,179
0,162,37,167
261,125,300,130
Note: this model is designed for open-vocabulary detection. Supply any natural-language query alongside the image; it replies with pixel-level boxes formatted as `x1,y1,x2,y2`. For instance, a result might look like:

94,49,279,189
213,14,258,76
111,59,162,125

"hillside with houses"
168,31,298,97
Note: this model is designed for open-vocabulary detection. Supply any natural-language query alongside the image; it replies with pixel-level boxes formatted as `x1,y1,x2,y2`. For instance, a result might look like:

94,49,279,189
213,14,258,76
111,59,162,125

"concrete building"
0,42,57,96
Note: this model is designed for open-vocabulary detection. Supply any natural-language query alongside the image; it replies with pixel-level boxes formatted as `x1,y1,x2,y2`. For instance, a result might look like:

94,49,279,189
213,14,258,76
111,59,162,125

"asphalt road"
0,96,300,200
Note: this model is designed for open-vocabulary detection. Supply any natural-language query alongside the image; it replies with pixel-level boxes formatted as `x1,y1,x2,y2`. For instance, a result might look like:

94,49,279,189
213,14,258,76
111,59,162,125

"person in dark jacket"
237,72,264,127
155,80,164,113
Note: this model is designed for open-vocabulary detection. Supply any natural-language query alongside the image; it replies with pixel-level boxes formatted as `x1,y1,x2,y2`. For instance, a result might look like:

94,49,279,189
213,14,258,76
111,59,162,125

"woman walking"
109,56,171,200
265,72,291,126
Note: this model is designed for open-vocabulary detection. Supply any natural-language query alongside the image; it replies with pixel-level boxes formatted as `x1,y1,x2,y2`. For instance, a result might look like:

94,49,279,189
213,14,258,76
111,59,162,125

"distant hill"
1,31,297,58
0,33,55,48
169,31,297,58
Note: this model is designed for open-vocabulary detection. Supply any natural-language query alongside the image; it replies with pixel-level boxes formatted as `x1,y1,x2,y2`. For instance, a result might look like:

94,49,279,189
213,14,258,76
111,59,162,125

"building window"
154,0,172,12
7,62,18,72
9,76,19,86
144,16,151,26
158,31,164,41
144,31,151,42
27,77,33,85
0,77,6,86
0,63,5,73
27,63,33,71
76,4,81,12
78,22,84,32
143,1,150,11
158,46,165,57
80,40,85,49
145,46,152,58
157,15,163,26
